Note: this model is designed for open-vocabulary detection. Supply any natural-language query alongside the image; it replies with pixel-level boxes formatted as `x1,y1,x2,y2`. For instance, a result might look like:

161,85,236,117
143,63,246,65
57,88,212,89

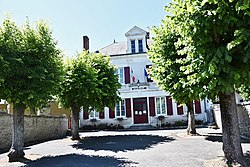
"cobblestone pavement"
0,128,249,167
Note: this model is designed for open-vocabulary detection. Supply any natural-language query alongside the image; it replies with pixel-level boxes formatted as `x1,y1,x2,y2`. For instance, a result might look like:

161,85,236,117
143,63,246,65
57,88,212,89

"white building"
79,26,211,128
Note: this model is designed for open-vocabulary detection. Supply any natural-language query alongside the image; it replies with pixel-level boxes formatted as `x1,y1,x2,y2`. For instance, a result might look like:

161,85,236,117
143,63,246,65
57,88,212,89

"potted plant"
157,115,165,128
158,115,165,121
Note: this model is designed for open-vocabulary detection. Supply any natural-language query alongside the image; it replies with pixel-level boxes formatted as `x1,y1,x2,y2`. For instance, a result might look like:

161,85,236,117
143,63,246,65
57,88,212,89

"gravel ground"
0,128,249,167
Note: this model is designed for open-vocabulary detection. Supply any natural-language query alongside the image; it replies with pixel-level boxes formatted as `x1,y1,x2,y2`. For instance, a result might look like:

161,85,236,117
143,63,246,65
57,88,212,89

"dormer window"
125,26,148,54
138,39,143,53
131,40,136,53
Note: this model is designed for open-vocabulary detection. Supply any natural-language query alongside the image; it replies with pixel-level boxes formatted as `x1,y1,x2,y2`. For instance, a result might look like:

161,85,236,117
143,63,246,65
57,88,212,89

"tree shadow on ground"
72,135,175,152
204,133,250,143
23,154,137,167
205,133,250,166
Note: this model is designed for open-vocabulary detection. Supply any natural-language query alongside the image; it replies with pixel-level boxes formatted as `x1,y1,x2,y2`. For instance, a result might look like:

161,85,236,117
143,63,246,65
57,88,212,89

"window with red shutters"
177,103,184,115
166,96,173,115
124,66,130,84
194,100,201,114
99,111,105,119
109,108,115,118
125,98,131,117
83,111,89,119
149,97,156,116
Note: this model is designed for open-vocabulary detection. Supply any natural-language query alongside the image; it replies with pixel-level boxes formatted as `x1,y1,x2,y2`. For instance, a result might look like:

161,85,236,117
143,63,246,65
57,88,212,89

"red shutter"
109,108,115,118
125,98,131,117
149,97,156,116
124,67,130,84
177,103,184,115
166,96,173,115
99,111,105,119
194,100,201,114
83,111,89,119
68,116,71,129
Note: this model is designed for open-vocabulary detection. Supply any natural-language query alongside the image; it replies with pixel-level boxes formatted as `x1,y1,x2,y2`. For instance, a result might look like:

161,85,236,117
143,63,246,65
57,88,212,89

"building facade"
79,26,211,128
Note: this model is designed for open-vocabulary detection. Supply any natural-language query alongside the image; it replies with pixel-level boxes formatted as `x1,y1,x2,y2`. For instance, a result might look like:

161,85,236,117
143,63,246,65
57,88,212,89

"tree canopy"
164,0,250,99
60,51,121,112
149,19,202,104
0,18,63,108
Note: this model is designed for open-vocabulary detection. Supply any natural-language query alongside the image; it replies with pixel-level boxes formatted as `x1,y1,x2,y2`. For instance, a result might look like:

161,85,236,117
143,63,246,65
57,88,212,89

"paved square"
0,128,249,167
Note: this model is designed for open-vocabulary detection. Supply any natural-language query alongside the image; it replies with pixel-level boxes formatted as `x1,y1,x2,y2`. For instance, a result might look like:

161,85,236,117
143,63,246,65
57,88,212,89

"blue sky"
0,0,170,56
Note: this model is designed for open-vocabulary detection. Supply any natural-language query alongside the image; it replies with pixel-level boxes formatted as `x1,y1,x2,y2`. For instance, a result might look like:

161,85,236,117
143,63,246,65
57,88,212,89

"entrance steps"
127,124,157,131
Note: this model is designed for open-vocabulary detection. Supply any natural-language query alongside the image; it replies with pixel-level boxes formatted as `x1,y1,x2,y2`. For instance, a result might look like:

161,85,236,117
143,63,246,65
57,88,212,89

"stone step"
127,125,157,131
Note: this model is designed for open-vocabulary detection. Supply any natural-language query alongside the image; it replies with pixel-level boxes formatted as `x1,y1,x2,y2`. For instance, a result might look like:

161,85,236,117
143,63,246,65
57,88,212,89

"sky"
0,0,170,56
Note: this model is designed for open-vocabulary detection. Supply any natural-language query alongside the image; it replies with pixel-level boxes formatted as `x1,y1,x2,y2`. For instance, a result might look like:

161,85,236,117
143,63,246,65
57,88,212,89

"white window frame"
115,100,126,117
115,67,124,84
131,40,136,53
138,39,143,53
155,97,167,115
89,109,99,119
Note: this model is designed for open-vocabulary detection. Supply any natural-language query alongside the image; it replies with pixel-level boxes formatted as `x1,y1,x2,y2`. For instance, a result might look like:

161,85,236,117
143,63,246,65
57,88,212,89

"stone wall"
213,103,250,139
238,104,250,139
0,113,68,151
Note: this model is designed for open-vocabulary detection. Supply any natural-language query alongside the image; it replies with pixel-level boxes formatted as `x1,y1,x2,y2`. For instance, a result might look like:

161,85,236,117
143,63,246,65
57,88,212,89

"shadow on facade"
72,134,175,152
204,133,250,143
22,154,137,167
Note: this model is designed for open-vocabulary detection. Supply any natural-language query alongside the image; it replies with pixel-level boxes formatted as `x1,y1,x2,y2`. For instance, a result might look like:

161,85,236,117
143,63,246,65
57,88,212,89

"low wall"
0,113,68,151
238,104,250,139
213,103,250,139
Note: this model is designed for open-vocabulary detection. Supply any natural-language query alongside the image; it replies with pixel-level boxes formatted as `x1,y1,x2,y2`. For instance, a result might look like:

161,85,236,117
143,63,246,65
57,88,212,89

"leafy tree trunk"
186,102,196,135
219,92,246,166
71,105,80,140
8,105,25,162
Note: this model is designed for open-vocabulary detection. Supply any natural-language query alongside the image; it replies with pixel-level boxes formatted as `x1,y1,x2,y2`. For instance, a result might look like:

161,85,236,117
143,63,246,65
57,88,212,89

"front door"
133,98,148,124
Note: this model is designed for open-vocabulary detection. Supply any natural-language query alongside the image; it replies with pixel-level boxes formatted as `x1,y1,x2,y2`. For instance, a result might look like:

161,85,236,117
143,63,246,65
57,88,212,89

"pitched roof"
98,41,127,56
98,39,153,56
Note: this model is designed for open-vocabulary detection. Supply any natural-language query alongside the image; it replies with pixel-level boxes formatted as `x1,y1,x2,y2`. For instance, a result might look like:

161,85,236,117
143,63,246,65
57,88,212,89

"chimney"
83,36,89,51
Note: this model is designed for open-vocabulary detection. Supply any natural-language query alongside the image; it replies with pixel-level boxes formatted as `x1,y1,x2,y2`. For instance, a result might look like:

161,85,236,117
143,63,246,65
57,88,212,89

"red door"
133,98,148,124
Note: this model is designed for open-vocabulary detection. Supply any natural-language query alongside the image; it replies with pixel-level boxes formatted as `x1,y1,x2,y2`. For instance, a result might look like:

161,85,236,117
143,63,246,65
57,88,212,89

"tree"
149,19,201,135
0,18,63,162
59,51,120,140
150,0,250,165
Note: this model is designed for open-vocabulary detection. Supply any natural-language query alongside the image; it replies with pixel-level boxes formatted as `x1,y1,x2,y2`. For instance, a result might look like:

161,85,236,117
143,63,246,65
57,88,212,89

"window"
138,39,143,53
89,109,99,118
115,68,124,84
131,40,135,53
156,97,166,115
116,100,126,117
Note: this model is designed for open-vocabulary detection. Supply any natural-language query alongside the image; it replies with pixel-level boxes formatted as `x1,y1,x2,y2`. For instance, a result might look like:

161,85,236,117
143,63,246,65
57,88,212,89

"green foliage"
149,0,250,101
0,17,63,108
59,51,121,113
149,19,201,104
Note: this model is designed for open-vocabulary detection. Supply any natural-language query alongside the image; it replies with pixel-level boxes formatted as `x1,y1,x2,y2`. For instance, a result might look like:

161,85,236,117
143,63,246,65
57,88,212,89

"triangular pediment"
125,26,147,37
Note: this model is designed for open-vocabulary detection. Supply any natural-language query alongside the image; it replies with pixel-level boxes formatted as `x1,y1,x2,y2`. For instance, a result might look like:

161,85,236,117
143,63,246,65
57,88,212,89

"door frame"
132,97,149,124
